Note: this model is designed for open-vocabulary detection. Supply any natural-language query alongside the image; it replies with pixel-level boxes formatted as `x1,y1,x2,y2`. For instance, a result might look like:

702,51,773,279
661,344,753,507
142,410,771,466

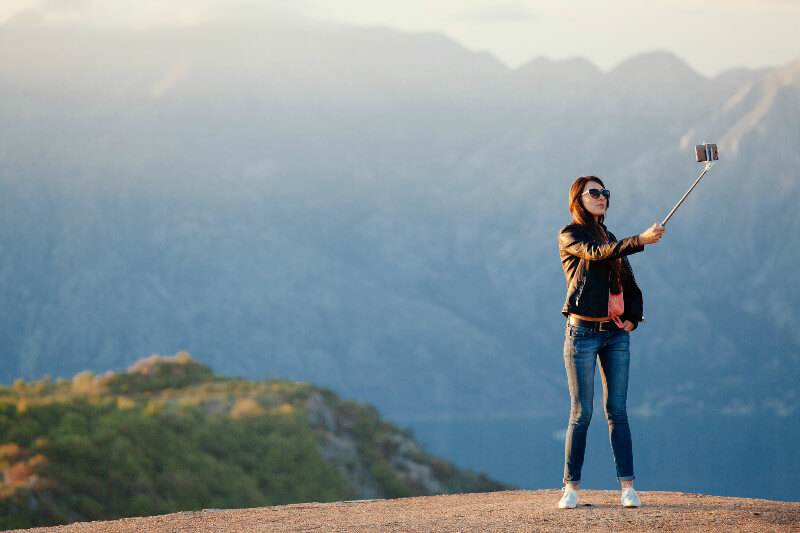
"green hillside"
0,353,508,529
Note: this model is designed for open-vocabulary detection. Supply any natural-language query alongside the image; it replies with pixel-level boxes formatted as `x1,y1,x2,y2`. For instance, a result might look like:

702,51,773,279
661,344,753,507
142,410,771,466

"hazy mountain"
1,18,798,434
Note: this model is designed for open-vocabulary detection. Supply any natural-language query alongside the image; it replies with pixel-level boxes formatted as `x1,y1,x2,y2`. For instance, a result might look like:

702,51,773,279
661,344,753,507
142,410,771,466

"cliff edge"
11,489,800,532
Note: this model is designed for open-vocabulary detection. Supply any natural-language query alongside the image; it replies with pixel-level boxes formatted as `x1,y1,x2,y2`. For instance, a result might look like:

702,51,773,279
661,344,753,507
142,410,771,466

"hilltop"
11,490,800,532
0,354,507,530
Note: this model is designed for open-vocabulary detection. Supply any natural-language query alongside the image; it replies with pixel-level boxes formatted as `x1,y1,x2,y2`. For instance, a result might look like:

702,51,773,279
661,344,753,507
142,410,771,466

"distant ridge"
608,50,705,80
11,490,800,532
515,56,603,78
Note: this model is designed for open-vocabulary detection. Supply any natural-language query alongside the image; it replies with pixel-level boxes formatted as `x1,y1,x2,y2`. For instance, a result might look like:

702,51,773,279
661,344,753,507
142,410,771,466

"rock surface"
10,490,800,532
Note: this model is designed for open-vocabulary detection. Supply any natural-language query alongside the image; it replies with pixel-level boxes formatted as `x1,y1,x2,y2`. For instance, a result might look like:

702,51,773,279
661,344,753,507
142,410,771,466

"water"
409,414,799,502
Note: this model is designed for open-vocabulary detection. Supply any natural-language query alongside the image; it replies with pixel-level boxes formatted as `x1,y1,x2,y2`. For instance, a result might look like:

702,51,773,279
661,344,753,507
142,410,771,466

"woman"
557,175,665,509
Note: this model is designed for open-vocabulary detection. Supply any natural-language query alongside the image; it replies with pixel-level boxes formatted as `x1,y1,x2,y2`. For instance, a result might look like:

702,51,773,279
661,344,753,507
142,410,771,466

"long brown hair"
569,175,608,241
568,175,624,293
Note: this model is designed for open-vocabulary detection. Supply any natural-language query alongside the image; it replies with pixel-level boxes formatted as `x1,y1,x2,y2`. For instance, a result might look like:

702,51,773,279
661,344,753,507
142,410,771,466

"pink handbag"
609,290,625,328
601,228,626,329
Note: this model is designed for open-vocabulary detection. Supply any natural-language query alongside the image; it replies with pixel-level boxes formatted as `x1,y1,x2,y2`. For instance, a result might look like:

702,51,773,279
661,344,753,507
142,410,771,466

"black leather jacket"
559,222,645,328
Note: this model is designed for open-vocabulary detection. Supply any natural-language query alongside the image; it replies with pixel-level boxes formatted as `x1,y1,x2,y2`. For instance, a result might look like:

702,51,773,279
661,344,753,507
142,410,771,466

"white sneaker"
558,487,578,509
621,487,641,507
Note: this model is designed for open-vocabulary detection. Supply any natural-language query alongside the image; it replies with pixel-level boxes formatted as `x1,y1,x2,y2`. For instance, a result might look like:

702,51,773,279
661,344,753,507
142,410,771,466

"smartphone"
695,143,719,162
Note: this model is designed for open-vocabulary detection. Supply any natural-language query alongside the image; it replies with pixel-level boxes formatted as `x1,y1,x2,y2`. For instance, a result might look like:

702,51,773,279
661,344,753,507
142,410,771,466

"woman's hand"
622,320,635,332
639,223,665,245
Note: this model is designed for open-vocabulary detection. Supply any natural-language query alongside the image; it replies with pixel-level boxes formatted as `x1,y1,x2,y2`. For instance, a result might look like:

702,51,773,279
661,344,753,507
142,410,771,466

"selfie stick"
661,143,718,226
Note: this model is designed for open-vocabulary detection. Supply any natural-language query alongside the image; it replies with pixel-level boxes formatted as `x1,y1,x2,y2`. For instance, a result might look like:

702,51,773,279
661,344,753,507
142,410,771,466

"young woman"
557,175,665,509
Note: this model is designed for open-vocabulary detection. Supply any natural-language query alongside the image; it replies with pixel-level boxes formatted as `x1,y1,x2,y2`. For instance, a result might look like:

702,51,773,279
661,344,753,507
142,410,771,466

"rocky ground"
11,490,800,532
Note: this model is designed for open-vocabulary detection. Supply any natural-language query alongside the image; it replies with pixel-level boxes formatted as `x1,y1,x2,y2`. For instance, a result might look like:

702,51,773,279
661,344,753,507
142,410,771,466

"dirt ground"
11,490,800,533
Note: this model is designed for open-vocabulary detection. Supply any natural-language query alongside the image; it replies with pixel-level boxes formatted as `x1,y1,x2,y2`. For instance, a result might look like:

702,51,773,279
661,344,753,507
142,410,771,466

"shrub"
144,400,165,416
230,398,265,419
116,397,136,410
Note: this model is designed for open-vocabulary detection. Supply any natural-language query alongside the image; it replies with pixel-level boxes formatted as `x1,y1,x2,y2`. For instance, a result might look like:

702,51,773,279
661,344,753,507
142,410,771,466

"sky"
2,0,799,76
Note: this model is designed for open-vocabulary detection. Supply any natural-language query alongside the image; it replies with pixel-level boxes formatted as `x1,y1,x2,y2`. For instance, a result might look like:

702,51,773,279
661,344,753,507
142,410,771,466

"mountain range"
1,17,798,461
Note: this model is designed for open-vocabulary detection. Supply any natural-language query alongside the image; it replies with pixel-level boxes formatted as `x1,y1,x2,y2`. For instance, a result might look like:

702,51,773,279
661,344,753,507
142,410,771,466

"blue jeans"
562,322,635,484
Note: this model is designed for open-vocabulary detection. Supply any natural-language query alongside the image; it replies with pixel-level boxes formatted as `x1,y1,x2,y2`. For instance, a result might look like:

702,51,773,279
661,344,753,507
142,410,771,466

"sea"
410,414,798,502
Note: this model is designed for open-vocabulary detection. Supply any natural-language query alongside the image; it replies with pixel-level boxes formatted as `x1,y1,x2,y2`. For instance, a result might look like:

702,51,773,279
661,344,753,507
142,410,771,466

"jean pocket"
566,324,595,339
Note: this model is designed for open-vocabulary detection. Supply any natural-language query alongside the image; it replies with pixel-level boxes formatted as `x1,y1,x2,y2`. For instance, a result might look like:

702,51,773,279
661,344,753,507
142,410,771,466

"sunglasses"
582,188,611,200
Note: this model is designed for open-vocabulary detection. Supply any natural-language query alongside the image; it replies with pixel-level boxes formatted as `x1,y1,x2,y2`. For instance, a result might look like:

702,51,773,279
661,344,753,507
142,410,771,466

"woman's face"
581,180,607,219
